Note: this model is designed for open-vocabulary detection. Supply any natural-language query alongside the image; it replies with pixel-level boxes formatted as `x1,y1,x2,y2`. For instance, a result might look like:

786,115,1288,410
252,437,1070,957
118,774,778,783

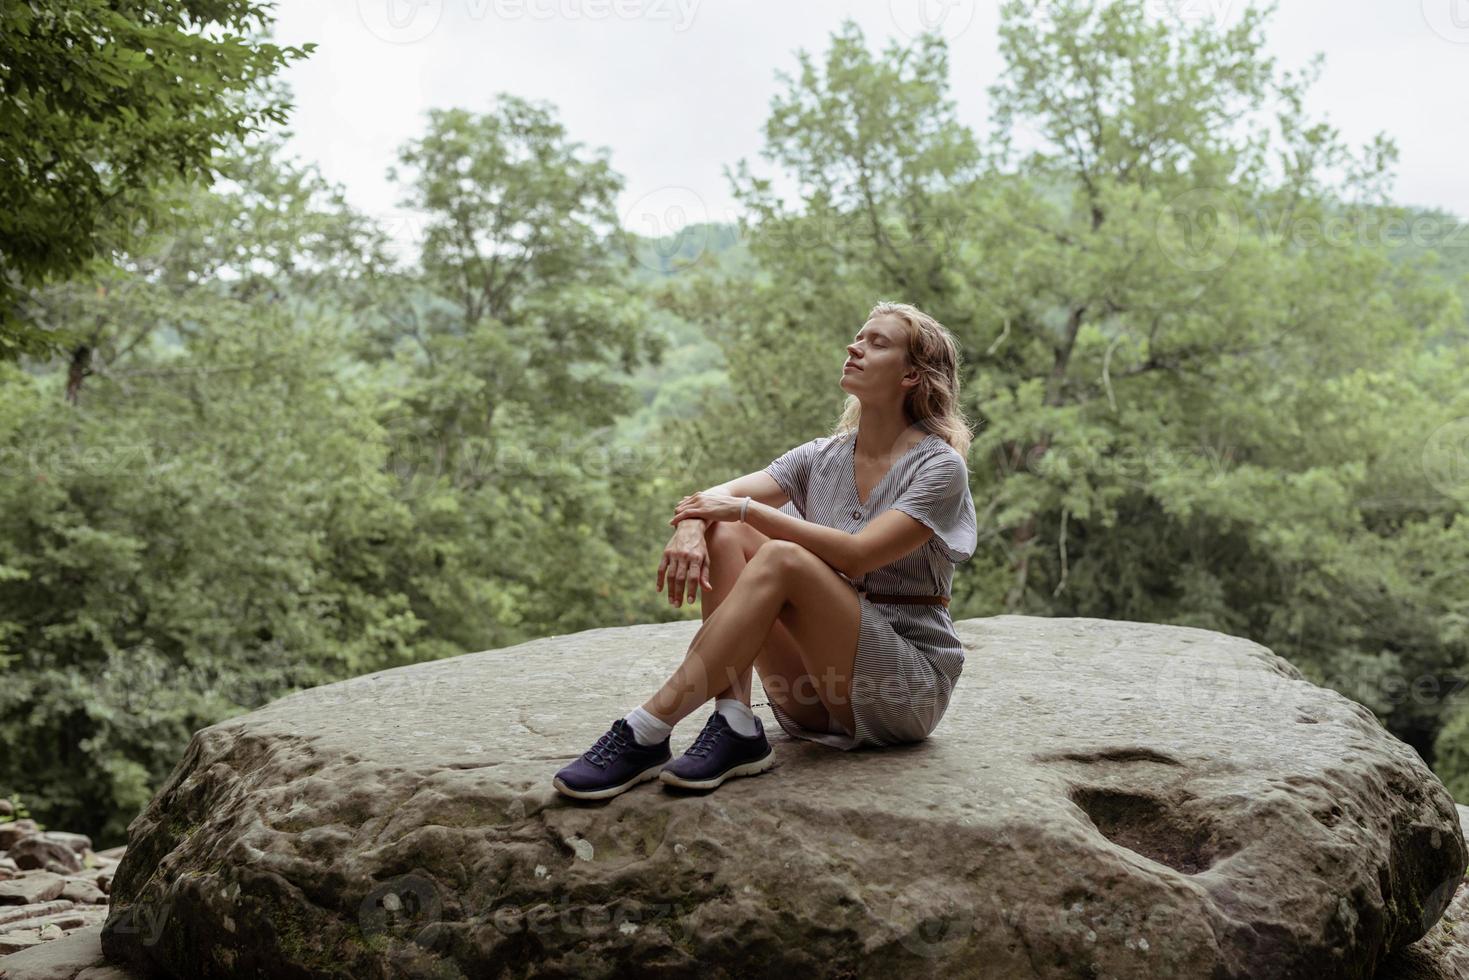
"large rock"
99,615,1466,978
9,837,83,876
0,875,66,908
1373,804,1469,979
0,924,140,979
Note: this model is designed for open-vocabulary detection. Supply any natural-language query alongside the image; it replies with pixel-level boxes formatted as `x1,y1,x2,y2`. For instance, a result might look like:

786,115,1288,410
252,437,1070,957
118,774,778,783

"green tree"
972,1,1467,767
0,307,429,845
352,95,672,643
0,0,312,361
376,96,658,453
672,7,1469,772
27,122,398,404
1,139,450,845
659,20,986,486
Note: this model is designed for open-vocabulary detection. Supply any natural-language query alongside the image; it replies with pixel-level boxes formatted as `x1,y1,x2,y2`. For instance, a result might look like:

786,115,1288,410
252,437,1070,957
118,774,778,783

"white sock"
715,698,759,737
624,706,673,746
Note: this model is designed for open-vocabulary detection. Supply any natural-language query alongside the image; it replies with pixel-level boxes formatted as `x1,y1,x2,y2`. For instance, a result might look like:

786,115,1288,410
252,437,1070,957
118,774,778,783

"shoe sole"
553,761,667,800
658,749,775,790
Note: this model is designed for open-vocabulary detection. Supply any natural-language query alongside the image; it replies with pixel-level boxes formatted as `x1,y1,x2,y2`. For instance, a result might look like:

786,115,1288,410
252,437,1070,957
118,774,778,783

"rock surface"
98,615,1467,978
1373,804,1469,979
0,924,138,979
0,814,117,964
0,806,134,975
0,805,133,980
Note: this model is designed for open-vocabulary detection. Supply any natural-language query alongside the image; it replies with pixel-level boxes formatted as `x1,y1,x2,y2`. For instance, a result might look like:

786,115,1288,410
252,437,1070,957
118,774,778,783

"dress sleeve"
887,451,978,563
763,437,825,519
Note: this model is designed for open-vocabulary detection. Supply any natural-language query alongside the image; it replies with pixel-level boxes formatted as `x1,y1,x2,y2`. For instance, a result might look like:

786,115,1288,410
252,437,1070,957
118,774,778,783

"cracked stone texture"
1373,804,1469,979
97,614,1467,978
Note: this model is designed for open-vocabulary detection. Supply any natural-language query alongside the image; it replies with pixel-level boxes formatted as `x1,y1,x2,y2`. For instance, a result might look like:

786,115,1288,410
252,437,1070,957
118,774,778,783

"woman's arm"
670,478,935,580
738,503,933,580
671,471,791,532
660,471,793,607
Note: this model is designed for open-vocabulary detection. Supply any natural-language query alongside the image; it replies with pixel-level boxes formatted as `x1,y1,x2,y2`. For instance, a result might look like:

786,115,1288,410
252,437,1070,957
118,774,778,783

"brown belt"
858,590,950,608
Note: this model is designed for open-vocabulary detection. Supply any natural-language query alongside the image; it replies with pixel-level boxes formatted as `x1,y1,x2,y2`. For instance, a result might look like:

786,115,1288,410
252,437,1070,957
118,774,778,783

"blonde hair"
833,301,974,458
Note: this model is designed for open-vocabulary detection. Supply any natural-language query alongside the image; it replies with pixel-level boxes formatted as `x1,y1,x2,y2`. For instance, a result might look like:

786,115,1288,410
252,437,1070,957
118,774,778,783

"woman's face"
841,314,916,402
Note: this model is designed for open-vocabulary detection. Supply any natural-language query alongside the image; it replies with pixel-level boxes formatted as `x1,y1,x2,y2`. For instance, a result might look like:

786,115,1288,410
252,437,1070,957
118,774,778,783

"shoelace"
583,724,631,769
684,717,728,758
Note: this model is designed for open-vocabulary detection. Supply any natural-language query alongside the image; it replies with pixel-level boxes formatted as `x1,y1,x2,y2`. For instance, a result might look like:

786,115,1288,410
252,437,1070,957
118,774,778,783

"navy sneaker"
659,709,774,791
553,718,672,800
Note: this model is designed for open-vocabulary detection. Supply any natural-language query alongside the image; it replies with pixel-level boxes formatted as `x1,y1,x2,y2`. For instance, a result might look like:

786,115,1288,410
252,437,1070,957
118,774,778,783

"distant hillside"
627,221,753,280
1377,205,1469,344
612,222,749,446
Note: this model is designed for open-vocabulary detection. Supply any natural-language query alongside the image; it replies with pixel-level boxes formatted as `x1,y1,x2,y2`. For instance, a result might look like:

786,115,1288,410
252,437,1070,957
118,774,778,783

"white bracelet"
739,496,751,522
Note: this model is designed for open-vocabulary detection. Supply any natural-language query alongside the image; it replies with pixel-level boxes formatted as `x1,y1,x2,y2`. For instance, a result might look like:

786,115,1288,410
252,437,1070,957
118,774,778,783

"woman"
553,301,978,800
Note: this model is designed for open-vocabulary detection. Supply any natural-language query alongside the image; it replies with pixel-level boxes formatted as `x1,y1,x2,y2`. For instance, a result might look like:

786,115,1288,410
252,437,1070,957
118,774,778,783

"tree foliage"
5,2,1469,844
671,5,1469,769
0,0,312,360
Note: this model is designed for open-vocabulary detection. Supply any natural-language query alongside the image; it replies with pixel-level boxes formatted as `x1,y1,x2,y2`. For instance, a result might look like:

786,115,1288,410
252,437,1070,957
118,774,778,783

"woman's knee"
703,520,733,551
705,519,762,559
747,538,808,577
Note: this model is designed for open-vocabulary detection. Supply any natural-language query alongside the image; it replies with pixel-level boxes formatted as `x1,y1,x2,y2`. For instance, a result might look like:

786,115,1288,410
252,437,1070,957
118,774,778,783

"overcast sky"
267,1,1468,257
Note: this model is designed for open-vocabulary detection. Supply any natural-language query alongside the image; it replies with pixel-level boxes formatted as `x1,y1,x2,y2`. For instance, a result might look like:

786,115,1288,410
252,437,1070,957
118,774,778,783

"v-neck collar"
849,430,939,507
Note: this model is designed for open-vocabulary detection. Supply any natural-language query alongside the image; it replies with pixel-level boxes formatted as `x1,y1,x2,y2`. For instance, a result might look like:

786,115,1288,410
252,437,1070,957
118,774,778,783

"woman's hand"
668,491,746,526
657,519,713,608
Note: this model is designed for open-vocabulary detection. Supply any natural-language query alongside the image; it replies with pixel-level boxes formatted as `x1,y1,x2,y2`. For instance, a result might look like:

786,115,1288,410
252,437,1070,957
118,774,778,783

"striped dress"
760,429,978,750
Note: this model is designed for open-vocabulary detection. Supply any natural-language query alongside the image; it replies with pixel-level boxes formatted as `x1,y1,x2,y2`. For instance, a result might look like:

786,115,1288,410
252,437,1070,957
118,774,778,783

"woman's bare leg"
699,522,842,731
699,521,758,705
638,538,861,735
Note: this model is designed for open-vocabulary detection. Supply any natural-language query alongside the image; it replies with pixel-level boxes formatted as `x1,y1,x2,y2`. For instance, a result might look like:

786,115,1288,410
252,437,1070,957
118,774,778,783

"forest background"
2,0,1467,847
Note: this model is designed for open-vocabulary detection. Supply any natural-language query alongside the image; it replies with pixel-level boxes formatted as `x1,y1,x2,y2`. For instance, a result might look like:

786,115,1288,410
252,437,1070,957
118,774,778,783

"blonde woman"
553,301,978,799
